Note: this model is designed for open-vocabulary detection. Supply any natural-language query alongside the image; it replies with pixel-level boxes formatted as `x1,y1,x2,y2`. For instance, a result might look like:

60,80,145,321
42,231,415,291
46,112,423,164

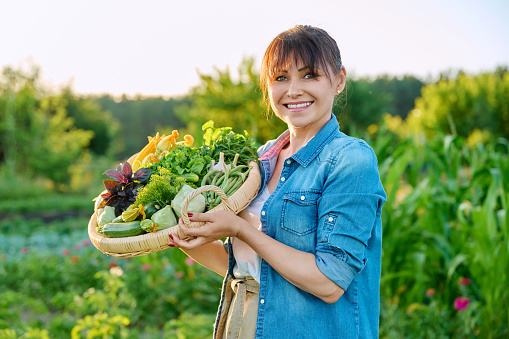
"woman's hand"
170,211,245,249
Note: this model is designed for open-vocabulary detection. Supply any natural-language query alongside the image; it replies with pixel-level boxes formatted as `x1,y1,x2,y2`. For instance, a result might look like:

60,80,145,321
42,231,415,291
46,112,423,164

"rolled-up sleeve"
315,141,386,291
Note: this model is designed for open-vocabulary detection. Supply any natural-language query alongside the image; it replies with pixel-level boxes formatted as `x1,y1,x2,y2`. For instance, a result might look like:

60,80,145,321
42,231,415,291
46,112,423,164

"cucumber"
100,221,145,238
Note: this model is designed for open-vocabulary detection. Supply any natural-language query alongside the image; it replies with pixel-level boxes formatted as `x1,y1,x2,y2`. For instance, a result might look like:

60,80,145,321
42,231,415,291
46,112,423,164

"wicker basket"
88,161,261,257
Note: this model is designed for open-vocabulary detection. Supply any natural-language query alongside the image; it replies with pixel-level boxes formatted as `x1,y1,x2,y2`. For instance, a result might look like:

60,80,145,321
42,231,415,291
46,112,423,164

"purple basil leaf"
103,169,124,181
133,168,153,182
103,179,121,192
122,161,133,178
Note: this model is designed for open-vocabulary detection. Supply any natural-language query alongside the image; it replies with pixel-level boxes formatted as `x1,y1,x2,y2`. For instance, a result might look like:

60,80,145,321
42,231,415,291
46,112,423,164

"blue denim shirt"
214,115,386,338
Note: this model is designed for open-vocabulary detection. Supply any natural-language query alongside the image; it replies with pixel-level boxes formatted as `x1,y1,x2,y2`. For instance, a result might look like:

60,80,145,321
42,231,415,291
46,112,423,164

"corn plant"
368,120,509,337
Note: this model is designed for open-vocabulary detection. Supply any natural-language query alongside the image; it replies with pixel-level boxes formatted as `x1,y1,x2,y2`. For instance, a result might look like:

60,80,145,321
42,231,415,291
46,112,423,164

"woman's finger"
168,233,182,248
176,236,208,250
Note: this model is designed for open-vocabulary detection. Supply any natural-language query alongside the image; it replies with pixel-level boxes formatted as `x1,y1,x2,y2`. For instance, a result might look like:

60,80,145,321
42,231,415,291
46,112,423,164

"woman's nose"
286,80,303,98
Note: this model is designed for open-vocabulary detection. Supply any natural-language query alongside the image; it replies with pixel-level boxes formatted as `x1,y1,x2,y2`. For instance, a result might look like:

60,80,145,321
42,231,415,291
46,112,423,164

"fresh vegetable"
130,130,196,172
143,202,161,219
200,121,258,166
121,204,146,222
151,205,177,231
99,161,152,216
98,221,144,238
171,185,206,217
130,132,162,172
134,167,187,207
103,161,152,187
93,191,107,213
202,161,252,210
111,215,123,223
140,219,157,233
95,122,258,239
97,206,116,226
151,144,211,184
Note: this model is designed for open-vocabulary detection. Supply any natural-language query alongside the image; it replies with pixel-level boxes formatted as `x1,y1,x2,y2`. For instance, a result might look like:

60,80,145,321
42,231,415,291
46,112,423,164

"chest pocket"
281,190,321,236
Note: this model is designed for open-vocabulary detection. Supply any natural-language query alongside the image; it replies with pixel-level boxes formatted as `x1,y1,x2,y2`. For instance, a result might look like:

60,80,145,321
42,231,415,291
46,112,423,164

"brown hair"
259,25,343,107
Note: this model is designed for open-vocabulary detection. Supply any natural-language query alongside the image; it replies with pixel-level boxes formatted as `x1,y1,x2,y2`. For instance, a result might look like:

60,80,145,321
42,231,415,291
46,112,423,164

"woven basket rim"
88,161,261,257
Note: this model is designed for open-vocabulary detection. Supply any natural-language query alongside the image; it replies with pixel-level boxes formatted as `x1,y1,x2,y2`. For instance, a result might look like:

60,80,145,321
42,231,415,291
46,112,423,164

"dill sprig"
134,167,187,207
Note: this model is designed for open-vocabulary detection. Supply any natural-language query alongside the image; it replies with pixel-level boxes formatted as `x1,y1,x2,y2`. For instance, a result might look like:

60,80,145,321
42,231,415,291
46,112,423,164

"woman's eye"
304,73,316,79
275,75,287,81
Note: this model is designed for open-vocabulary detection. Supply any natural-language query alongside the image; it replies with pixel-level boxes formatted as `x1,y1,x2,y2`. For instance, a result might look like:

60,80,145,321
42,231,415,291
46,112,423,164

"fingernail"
168,242,175,247
187,213,193,218
169,234,174,240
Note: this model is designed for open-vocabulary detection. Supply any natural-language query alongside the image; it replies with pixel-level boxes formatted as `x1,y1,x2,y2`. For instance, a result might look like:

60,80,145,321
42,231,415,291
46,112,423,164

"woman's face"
268,60,346,131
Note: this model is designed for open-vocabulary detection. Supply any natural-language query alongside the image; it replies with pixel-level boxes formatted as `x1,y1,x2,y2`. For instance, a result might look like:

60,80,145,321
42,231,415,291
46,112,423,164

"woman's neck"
284,121,325,156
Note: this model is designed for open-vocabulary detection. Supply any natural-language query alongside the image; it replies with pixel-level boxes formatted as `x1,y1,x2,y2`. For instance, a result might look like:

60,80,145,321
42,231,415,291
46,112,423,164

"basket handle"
180,185,234,226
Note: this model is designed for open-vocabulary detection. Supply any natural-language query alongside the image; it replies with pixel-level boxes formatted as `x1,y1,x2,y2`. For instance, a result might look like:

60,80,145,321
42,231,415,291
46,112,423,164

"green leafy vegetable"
149,144,211,184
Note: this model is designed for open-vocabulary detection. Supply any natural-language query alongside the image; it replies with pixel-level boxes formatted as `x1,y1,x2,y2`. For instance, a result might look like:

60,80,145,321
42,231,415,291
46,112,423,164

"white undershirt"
231,186,270,283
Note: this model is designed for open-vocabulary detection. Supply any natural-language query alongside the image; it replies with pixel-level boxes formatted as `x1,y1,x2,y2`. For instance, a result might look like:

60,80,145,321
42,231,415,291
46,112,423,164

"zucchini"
143,202,161,219
100,221,145,238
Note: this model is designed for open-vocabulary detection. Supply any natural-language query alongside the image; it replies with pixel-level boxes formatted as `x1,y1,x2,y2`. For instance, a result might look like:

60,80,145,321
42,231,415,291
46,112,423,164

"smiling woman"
170,25,386,339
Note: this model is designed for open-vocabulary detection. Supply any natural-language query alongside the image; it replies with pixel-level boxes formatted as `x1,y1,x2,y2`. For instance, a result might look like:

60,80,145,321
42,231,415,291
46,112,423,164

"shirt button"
261,211,266,216
280,177,285,182
329,217,333,222
286,160,291,165
300,195,305,201
260,299,265,304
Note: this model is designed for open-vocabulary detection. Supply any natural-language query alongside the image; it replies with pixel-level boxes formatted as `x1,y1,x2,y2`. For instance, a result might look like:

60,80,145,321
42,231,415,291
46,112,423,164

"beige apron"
215,276,260,339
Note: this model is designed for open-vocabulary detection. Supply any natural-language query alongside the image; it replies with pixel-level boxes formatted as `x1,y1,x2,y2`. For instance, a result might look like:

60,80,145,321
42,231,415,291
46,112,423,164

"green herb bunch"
200,121,259,166
134,167,188,208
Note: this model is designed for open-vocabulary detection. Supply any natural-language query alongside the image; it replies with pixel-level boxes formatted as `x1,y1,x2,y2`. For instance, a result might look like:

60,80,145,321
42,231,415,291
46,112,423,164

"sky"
1,0,508,97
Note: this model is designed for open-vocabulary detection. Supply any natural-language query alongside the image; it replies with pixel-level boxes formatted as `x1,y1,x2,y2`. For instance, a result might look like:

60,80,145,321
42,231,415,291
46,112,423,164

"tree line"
0,59,507,191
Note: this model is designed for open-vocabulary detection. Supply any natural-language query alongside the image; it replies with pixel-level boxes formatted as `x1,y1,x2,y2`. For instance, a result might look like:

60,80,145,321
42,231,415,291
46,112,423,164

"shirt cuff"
316,251,358,291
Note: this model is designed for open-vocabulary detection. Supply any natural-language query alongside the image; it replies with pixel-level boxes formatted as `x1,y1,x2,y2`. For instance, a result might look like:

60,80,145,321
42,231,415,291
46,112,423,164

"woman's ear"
336,66,347,94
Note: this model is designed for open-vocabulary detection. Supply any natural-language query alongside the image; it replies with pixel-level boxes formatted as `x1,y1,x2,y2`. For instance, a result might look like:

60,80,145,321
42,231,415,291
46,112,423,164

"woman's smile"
284,101,314,111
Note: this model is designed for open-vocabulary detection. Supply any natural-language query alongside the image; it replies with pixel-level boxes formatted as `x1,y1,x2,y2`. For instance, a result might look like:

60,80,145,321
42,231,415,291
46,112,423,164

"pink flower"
174,271,184,279
62,249,71,256
74,244,81,250
458,278,471,285
21,247,30,254
425,288,436,297
82,239,92,246
141,264,151,271
454,297,470,311
185,257,196,266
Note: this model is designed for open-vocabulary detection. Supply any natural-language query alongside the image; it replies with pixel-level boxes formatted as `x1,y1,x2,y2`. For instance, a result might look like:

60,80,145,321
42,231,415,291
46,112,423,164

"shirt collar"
259,115,340,166
259,130,290,161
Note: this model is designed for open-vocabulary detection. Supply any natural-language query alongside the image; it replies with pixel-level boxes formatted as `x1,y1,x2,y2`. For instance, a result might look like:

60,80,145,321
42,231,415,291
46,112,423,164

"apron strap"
215,276,260,339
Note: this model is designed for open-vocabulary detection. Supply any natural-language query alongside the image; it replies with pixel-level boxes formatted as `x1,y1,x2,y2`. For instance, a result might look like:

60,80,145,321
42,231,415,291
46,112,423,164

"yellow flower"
176,134,194,147
156,130,180,154
121,204,146,222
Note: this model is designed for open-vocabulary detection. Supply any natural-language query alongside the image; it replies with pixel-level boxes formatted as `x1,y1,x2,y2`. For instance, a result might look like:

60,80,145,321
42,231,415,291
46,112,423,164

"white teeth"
287,102,312,109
